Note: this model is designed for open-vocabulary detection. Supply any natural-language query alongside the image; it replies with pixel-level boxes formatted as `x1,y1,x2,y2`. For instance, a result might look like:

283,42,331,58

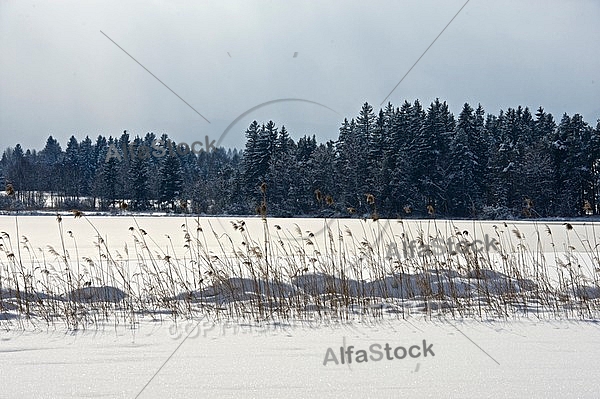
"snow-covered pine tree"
158,150,183,211
63,136,81,203
128,136,151,211
448,103,480,216
78,136,97,203
95,136,119,210
410,99,449,215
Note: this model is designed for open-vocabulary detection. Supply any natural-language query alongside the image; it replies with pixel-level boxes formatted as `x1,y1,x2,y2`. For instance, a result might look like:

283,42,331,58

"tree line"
2,99,600,219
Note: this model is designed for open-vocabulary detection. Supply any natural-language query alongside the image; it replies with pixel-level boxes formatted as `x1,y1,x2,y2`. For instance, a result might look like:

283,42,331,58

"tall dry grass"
1,189,600,331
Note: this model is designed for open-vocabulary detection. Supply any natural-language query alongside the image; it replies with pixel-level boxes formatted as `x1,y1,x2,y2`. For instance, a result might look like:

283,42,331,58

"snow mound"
67,286,127,303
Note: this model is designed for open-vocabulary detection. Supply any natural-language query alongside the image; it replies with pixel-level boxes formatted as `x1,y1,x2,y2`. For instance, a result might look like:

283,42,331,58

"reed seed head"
314,189,322,202
427,204,435,215
71,209,83,218
565,223,573,231
5,183,14,196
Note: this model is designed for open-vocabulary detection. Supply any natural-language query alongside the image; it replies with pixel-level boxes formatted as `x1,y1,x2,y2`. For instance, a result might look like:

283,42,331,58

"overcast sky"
1,0,599,151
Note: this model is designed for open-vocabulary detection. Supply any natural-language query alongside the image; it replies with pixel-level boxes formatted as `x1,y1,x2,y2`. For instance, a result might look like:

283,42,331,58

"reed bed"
1,203,600,332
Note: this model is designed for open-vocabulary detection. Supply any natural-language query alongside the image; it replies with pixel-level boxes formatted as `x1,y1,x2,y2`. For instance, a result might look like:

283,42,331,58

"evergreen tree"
92,135,108,208
79,136,97,202
366,108,386,204
129,136,151,211
352,102,375,212
410,99,448,215
388,101,415,215
39,136,64,203
63,136,81,201
95,136,119,210
448,103,480,216
267,125,298,215
158,152,183,211
241,121,262,203
305,141,337,216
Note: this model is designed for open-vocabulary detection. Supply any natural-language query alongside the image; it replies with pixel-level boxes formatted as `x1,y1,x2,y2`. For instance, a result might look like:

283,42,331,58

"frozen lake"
2,214,598,294
1,214,596,260
2,216,600,397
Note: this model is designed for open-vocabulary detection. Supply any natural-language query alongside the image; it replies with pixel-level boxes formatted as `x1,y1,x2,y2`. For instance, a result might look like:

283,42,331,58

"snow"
1,318,599,397
1,215,600,397
0,214,594,260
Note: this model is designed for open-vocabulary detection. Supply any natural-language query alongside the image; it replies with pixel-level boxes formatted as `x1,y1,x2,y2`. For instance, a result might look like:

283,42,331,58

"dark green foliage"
1,100,599,218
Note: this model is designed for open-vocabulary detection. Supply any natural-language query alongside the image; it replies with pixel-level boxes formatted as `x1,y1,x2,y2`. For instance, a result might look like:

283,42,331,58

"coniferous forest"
2,99,600,219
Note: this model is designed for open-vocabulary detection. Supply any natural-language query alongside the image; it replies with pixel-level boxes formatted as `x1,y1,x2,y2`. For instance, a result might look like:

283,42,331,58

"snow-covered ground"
1,317,599,398
1,215,600,397
0,214,596,260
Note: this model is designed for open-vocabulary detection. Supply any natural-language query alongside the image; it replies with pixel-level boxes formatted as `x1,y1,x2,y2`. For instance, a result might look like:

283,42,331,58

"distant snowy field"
1,216,600,397
0,214,592,259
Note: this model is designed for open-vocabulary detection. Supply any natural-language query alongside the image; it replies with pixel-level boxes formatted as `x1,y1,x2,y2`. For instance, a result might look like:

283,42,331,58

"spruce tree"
129,137,151,211
448,103,480,216
158,152,184,211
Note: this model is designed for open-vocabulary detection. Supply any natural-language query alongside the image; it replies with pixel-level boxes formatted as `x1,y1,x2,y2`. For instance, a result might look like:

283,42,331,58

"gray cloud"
1,0,599,151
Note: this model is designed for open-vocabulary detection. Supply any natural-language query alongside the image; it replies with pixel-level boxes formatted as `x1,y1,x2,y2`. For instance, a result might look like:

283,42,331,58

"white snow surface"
1,216,600,397
1,318,599,398
0,214,594,260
